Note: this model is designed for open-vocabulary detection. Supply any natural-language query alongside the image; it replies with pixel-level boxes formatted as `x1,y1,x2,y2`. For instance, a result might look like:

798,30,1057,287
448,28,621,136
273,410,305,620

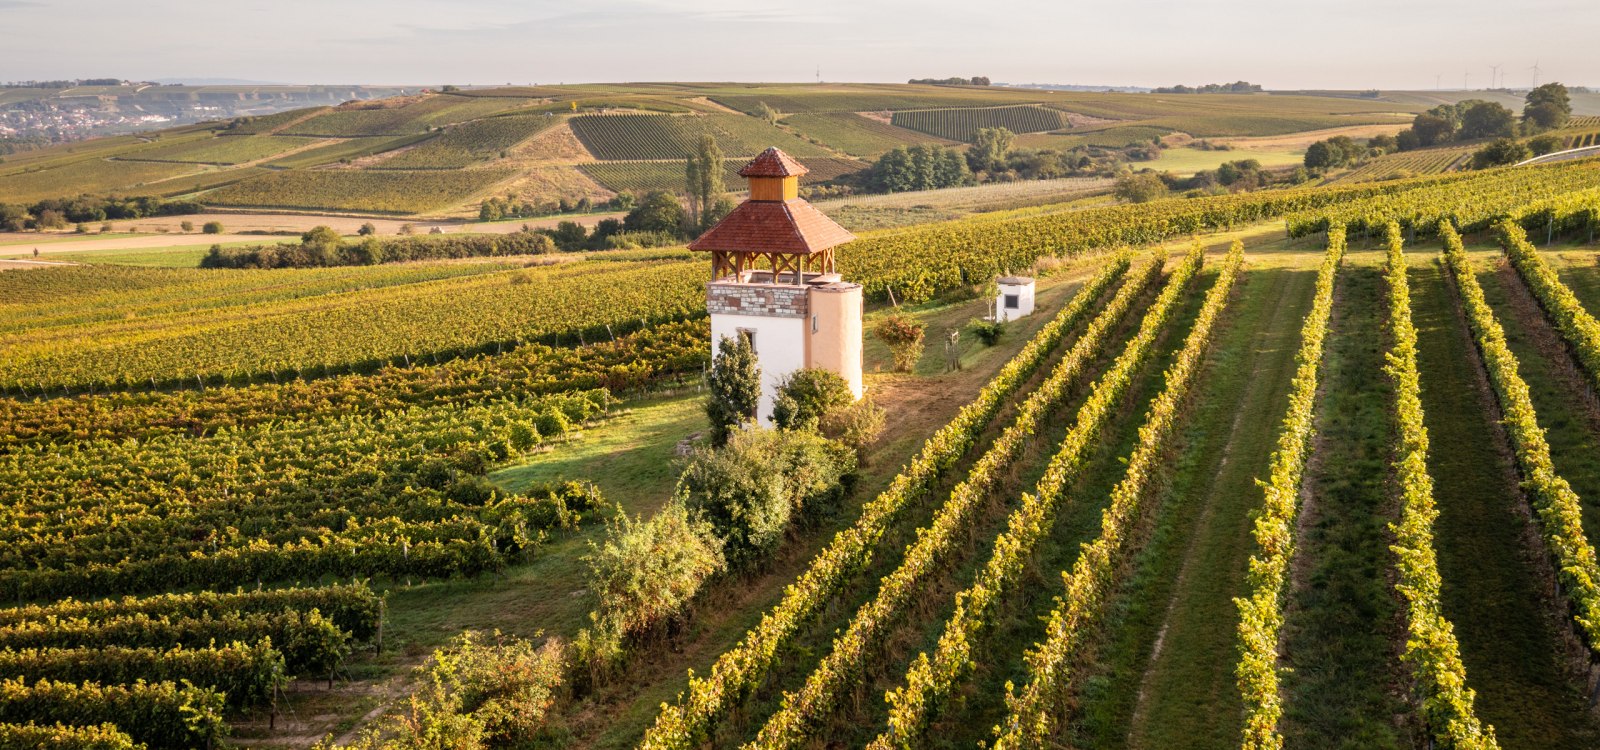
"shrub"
820,395,887,461
576,503,725,673
875,312,926,372
326,630,567,750
969,318,1005,346
180,220,194,232
772,369,854,432
1527,134,1563,156
202,221,224,234
677,428,856,569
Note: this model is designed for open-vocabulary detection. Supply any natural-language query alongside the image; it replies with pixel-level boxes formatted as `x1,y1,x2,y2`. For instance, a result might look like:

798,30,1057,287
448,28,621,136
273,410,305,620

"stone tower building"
689,147,863,424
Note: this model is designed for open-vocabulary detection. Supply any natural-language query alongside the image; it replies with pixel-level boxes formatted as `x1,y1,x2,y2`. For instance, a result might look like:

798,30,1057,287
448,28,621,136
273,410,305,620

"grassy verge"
1278,258,1413,749
1078,260,1318,749
1409,255,1600,748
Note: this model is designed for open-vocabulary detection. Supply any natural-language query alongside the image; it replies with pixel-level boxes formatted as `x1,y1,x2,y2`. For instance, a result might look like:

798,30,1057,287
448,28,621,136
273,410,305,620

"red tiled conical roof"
739,147,810,178
689,198,855,255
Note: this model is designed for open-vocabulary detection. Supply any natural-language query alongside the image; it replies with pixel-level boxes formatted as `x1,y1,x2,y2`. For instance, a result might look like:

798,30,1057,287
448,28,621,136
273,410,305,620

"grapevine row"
0,721,139,750
635,253,1136,750
0,319,705,449
869,242,1231,749
0,582,382,639
0,678,226,749
0,642,283,710
1381,222,1498,749
989,241,1244,750
1439,219,1600,652
0,393,611,600
1,259,706,393
1233,226,1345,750
0,609,349,676
1283,160,1598,238
838,164,1566,304
1497,218,1600,394
750,247,1200,750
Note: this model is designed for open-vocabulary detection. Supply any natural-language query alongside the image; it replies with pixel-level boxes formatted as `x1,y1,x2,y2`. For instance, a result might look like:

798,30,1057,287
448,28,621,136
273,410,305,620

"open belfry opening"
690,147,864,424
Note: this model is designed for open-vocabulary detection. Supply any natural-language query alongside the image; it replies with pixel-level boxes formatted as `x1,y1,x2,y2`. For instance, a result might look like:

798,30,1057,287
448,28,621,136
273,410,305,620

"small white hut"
995,276,1036,322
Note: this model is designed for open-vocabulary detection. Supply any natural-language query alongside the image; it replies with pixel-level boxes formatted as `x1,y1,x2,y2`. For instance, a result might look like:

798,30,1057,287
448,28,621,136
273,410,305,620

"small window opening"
1004,294,1021,310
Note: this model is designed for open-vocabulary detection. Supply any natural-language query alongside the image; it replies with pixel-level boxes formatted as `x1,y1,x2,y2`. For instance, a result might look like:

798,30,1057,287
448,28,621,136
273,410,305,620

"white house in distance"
689,148,863,425
995,275,1036,322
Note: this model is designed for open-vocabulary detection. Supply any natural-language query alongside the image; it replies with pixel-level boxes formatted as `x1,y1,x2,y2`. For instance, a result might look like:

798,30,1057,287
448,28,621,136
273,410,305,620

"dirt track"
0,211,627,257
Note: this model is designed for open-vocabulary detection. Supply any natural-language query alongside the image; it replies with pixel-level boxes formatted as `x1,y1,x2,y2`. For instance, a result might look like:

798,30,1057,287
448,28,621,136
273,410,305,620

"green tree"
684,135,725,232
547,220,588,251
300,225,345,265
968,127,1015,173
1410,113,1456,146
706,334,760,447
755,101,783,125
0,204,26,232
1524,82,1572,131
1459,101,1516,139
357,222,377,236
351,236,385,265
1304,141,1338,170
623,190,686,235
201,221,224,234
1471,137,1531,168
1114,172,1169,203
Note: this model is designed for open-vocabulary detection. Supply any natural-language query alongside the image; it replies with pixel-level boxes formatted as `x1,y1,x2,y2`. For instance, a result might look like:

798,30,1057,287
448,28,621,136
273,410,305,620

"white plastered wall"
710,313,807,425
996,281,1036,322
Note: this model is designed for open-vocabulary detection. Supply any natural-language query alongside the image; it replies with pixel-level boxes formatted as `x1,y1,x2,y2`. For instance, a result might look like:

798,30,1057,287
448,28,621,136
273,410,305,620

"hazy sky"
2,0,1593,89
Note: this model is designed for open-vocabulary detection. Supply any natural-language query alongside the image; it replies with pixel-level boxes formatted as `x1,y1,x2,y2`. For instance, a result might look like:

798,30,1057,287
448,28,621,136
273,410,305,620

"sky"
1,0,1594,90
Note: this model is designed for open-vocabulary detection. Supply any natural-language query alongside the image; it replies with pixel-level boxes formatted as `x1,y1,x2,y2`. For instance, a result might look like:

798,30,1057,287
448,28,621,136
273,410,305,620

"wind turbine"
1489,64,1502,89
1464,70,1471,90
1530,60,1542,88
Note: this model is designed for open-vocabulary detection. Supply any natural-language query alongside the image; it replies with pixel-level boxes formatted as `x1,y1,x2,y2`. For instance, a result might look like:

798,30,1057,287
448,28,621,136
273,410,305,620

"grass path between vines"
1278,256,1414,749
1077,252,1317,750
1478,253,1600,542
1409,250,1600,749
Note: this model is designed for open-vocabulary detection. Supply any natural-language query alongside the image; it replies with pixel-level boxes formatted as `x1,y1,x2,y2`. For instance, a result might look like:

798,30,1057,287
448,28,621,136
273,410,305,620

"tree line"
1152,81,1262,94
1303,83,1576,173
